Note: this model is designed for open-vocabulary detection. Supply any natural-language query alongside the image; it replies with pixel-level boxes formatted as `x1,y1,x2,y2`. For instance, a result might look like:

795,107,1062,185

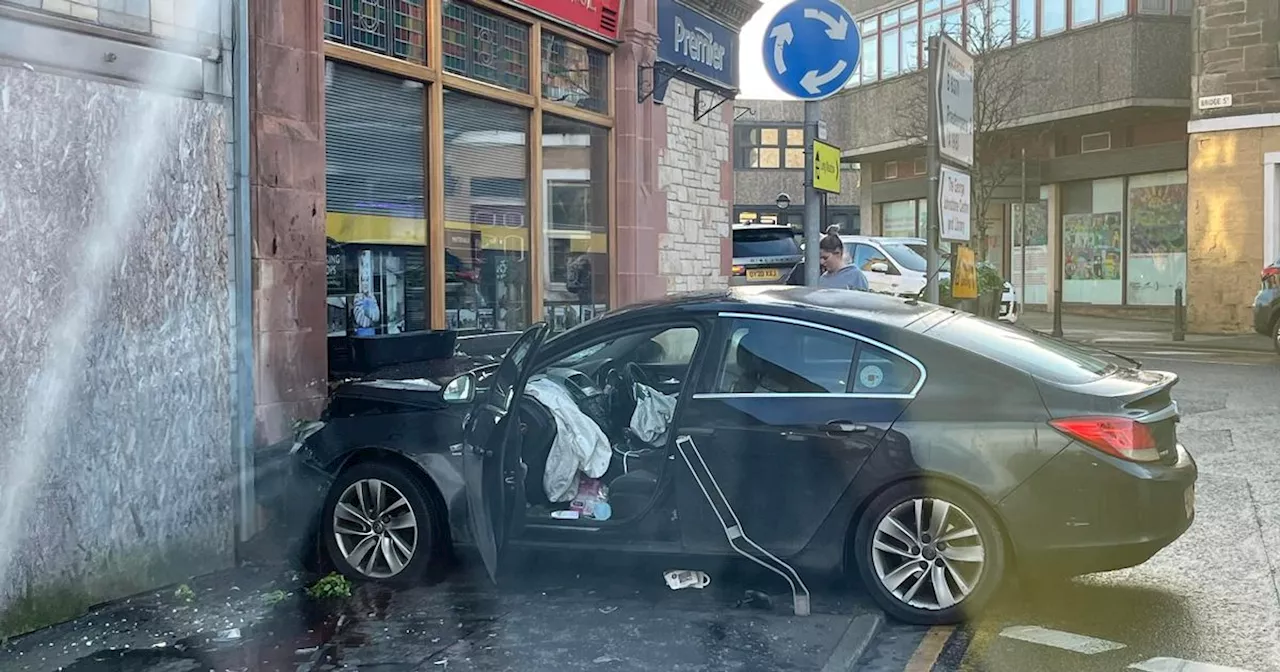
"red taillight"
1049,416,1161,463
732,265,746,276
1263,266,1279,288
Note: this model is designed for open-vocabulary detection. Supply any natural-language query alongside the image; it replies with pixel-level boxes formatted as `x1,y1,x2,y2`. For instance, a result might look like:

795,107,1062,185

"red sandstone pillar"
248,0,328,444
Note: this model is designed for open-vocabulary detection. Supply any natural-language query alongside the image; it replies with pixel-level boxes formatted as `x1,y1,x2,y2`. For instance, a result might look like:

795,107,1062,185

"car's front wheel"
852,480,1006,625
321,461,441,584
1271,315,1280,356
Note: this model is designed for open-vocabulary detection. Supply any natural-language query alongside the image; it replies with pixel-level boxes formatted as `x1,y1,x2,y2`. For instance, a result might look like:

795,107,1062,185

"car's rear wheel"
321,461,440,584
852,479,1006,625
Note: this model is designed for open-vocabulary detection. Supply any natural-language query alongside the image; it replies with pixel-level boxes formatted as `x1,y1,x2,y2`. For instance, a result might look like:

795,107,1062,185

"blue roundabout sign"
761,0,862,101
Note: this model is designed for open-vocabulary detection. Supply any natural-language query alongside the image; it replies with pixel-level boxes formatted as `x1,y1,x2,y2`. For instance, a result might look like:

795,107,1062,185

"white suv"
789,236,1019,323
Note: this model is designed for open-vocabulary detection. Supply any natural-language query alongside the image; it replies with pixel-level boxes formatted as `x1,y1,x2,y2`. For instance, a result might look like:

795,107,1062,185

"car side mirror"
442,372,477,404
869,262,890,274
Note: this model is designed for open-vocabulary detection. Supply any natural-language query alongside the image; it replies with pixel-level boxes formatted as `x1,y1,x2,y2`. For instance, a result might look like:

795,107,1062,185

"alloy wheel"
332,478,418,579
870,497,986,610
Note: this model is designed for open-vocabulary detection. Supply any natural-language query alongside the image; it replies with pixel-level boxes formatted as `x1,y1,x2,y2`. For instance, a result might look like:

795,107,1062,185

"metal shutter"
441,90,531,331
324,61,427,334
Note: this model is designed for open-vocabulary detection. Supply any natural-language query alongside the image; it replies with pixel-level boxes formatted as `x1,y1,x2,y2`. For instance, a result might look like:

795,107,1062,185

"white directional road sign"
936,35,974,168
939,165,972,243
761,0,861,101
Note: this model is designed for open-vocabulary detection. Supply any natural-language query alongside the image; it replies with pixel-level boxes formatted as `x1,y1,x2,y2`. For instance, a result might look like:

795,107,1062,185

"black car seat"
518,396,558,507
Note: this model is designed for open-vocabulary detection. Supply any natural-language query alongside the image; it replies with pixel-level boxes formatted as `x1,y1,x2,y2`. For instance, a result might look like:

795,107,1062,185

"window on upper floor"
734,126,806,170
843,0,1185,89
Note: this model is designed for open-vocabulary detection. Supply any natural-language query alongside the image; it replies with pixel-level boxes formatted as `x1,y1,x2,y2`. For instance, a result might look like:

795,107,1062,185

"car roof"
604,286,944,331
840,235,926,245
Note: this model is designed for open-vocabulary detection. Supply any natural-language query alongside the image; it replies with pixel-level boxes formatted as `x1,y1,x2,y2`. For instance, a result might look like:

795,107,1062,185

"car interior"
514,326,700,528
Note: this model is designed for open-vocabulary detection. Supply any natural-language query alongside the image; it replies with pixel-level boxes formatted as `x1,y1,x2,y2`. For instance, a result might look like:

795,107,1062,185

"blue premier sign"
656,0,739,91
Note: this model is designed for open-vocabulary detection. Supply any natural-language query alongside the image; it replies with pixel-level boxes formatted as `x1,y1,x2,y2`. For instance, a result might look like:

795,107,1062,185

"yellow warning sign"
812,140,842,194
952,246,978,299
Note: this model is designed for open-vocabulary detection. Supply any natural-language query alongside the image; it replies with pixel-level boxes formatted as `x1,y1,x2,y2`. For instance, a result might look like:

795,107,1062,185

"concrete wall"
0,4,236,635
835,17,1192,155
658,79,734,293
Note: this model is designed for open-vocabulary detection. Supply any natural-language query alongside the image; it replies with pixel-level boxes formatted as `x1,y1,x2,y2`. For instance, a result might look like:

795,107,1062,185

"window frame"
693,312,928,400
734,124,807,170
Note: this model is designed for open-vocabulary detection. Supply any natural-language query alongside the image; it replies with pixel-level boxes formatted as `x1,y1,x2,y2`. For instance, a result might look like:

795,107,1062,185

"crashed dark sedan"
258,287,1197,625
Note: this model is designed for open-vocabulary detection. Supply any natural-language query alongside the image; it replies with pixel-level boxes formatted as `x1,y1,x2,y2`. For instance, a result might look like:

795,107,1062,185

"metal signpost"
761,0,860,286
925,34,974,303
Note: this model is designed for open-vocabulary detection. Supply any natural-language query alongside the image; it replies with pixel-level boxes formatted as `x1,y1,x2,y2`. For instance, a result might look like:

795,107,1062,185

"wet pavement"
0,554,891,672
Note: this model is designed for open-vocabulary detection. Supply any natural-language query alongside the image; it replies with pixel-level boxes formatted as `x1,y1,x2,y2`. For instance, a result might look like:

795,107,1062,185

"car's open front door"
461,322,550,581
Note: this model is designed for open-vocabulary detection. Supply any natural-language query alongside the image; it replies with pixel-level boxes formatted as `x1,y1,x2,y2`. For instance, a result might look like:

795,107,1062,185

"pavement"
1016,310,1275,354
3,350,1278,672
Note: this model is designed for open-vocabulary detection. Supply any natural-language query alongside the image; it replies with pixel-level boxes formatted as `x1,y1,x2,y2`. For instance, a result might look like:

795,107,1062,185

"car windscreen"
929,314,1117,385
906,243,950,272
884,243,929,273
734,229,800,258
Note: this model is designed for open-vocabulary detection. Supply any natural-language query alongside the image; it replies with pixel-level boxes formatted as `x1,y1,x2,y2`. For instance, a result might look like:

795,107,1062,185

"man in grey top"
817,228,869,291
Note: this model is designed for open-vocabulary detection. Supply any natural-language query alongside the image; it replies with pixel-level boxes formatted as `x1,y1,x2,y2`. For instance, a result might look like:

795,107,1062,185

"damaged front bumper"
252,433,332,562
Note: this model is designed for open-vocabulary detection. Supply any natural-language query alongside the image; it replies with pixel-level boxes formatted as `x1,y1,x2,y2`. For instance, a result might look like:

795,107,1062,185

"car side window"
639,326,700,365
852,342,922,395
713,318,857,394
852,244,884,272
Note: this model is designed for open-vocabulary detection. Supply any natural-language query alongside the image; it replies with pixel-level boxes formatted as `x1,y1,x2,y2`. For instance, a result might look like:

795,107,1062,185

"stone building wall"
658,79,734,294
1186,0,1280,332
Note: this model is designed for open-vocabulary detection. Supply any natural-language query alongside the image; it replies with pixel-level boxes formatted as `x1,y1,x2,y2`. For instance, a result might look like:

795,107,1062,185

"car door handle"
825,421,868,434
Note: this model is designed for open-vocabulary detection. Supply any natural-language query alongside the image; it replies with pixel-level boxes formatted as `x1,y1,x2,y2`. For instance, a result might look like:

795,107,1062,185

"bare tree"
893,1,1043,261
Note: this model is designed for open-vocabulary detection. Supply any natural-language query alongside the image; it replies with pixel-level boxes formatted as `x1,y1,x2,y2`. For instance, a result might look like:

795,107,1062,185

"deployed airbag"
525,376,612,503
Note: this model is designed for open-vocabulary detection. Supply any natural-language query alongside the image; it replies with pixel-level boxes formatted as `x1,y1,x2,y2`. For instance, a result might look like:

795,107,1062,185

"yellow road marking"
904,625,955,672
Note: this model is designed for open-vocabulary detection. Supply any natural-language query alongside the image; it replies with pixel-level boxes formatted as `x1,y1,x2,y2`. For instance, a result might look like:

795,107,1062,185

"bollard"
1051,287,1064,338
1173,286,1185,342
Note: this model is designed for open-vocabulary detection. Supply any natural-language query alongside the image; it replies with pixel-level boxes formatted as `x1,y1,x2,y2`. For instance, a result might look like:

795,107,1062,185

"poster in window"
1011,202,1049,305
1062,212,1123,304
1127,176,1187,306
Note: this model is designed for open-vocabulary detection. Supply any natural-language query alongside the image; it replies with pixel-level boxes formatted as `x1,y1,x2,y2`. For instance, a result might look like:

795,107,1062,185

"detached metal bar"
674,435,812,616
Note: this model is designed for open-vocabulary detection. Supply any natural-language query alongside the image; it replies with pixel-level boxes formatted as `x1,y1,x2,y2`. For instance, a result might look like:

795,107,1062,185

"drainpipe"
232,0,256,545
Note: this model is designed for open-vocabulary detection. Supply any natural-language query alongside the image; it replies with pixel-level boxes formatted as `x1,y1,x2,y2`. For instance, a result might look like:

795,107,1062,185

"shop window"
324,62,428,340
442,0,531,92
323,0,426,63
734,125,805,170
882,200,918,237
1011,187,1050,305
542,115,610,332
541,33,610,114
1061,178,1124,305
443,90,531,331
1126,172,1187,306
